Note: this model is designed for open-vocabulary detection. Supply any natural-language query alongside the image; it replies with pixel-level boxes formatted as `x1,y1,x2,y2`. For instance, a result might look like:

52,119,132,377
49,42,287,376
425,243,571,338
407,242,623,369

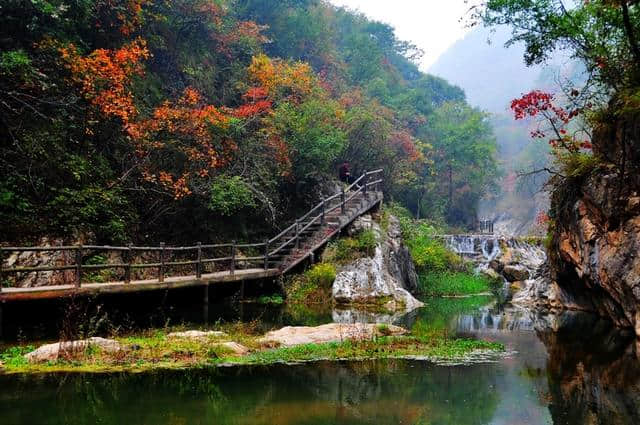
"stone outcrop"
501,265,530,282
332,215,423,312
259,323,408,347
546,169,640,335
25,337,123,363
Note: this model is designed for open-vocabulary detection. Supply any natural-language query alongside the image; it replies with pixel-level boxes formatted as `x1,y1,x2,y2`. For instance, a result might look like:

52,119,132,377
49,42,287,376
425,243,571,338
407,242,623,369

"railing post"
124,244,132,284
295,219,300,249
159,242,165,283
341,188,345,214
0,247,4,293
264,239,269,270
321,198,326,225
75,244,83,288
363,170,368,196
230,241,236,275
196,242,202,279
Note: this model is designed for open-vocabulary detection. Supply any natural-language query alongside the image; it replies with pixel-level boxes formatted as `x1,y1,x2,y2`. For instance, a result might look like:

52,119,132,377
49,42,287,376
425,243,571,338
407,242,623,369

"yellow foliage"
248,54,315,99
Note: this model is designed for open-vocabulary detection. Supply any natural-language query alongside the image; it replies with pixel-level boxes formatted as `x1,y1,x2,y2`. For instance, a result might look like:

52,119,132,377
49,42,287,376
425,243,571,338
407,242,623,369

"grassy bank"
383,205,499,297
0,325,503,375
419,272,496,297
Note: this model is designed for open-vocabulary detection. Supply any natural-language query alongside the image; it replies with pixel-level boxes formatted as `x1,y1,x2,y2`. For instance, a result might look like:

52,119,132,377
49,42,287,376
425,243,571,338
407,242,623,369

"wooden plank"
0,268,280,302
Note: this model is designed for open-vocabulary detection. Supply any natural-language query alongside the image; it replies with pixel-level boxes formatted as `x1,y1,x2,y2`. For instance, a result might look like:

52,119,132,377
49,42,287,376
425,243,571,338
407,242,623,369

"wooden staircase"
0,170,384,301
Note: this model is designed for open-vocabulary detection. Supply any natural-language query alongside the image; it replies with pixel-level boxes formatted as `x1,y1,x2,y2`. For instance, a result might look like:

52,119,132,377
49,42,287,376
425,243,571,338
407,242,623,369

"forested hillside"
0,0,498,245
430,25,584,233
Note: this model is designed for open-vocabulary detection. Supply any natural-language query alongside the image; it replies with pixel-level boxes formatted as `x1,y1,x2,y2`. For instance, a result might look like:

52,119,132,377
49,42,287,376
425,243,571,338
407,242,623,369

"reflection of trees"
0,360,501,425
410,296,494,336
538,313,640,425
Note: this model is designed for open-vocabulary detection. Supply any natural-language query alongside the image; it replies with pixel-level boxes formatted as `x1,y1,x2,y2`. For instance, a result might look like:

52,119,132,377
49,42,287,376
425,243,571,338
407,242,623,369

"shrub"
305,263,336,288
257,295,284,305
323,230,378,265
558,152,600,178
406,226,461,273
208,176,256,216
356,229,377,256
284,263,336,305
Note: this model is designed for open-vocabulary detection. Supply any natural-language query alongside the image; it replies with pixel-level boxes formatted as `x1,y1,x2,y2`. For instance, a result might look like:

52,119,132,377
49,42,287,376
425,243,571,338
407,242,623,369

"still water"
1,297,639,425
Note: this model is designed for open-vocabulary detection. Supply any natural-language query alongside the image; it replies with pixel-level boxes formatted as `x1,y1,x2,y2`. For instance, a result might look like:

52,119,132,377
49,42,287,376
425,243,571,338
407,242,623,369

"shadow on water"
2,293,640,424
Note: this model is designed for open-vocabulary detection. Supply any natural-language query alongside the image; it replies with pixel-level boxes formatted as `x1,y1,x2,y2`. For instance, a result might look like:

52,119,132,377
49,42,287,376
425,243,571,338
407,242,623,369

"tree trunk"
448,164,453,209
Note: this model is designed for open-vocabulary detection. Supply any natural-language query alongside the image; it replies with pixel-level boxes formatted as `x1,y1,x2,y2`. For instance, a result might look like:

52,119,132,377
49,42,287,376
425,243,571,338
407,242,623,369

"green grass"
214,336,503,366
0,321,504,374
419,272,497,296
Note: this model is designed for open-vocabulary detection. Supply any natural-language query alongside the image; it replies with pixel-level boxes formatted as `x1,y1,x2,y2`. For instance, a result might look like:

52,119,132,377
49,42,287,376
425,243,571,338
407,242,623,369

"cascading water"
447,235,476,255
481,238,501,262
443,235,546,268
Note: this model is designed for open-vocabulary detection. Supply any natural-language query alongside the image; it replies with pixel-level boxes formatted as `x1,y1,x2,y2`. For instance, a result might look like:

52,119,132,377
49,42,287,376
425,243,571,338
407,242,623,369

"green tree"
421,102,498,226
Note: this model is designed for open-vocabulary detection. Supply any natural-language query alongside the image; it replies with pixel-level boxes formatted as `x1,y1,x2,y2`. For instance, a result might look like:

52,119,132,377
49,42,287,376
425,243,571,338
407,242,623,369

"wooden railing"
0,169,383,291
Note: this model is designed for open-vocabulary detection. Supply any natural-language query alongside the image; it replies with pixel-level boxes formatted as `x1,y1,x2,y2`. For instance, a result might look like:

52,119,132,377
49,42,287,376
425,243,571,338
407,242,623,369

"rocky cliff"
546,110,640,336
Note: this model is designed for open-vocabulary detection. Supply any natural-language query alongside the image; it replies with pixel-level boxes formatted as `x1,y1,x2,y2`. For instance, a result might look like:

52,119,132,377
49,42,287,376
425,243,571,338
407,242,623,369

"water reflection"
0,361,504,425
2,299,640,424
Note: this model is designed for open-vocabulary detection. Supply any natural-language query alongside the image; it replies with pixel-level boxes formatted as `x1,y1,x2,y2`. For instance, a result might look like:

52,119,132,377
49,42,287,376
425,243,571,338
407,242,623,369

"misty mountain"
429,26,544,114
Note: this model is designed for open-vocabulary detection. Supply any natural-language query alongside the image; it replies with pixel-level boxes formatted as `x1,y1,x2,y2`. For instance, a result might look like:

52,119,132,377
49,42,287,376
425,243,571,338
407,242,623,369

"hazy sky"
328,0,479,70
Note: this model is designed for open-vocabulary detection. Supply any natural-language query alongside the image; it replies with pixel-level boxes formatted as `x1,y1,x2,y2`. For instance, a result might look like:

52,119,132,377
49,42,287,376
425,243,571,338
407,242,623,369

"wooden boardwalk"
0,170,383,303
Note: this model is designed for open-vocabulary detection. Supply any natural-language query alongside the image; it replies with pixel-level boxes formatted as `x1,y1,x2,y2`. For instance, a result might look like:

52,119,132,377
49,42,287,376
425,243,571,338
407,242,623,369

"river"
1,295,639,424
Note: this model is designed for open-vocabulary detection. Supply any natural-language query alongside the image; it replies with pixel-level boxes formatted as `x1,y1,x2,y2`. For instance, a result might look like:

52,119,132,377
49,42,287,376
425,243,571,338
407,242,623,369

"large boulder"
332,215,423,312
502,265,530,282
259,323,408,347
25,337,123,363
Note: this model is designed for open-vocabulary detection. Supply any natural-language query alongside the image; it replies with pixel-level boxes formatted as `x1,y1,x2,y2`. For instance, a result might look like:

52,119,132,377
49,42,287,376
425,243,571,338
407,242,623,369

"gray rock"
385,216,419,293
25,337,123,363
502,265,530,282
332,244,424,311
215,342,249,355
347,215,373,236
332,214,422,314
259,323,408,347
481,267,502,281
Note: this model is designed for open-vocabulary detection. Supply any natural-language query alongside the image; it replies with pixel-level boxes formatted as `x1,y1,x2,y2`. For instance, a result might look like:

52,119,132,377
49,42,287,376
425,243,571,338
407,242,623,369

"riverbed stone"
216,342,249,355
259,323,408,347
481,267,502,281
502,265,530,282
25,337,123,363
167,330,228,340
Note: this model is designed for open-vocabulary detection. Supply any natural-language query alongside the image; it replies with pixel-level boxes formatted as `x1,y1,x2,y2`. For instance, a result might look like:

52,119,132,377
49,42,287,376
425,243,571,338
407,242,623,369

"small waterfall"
447,236,476,255
443,235,546,268
481,238,501,262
